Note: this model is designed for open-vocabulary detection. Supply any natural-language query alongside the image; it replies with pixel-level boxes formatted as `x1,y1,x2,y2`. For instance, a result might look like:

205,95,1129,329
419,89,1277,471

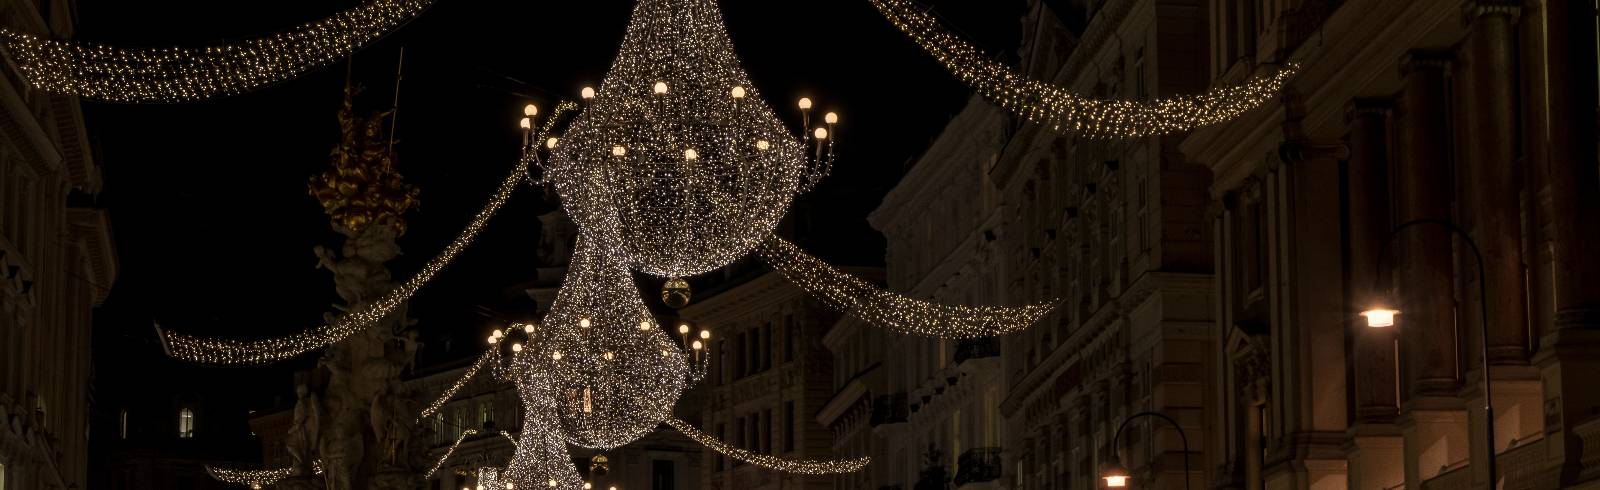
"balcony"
870,393,908,427
954,338,1000,364
954,447,1003,487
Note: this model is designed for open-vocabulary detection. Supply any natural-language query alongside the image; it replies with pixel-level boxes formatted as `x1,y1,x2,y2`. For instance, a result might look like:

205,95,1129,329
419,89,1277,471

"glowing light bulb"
581,87,596,99
612,145,627,157
798,97,813,109
731,86,746,98
523,323,537,334
518,117,531,129
579,317,592,328
825,112,839,124
524,104,538,117
1361,308,1400,328
684,148,699,160
493,329,504,338
478,485,485,490
756,140,770,151
584,483,593,490
678,324,691,335
552,351,563,361
699,330,711,340
546,137,560,149
814,127,829,140
548,480,557,488
511,343,523,353
604,351,615,361
639,320,653,331
692,340,703,350
654,81,669,94
507,483,515,490
487,335,498,345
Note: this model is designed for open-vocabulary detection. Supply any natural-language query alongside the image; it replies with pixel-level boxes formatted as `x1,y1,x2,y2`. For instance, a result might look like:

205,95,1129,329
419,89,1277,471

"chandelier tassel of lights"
868,0,1297,138
758,234,1059,339
0,0,433,103
156,149,530,366
666,417,870,474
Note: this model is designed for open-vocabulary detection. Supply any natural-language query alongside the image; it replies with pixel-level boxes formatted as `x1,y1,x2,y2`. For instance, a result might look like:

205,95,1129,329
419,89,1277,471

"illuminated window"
178,408,195,438
479,400,493,427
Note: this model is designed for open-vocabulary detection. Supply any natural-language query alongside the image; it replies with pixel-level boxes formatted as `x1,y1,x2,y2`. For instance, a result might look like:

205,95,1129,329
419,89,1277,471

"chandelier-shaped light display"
546,0,828,279
520,234,688,449
0,0,432,103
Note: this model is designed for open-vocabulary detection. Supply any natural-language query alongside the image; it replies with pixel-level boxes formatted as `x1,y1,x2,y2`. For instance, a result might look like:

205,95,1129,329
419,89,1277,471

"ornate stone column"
1460,3,1544,487
1343,99,1404,490
1393,51,1469,488
1531,0,1600,485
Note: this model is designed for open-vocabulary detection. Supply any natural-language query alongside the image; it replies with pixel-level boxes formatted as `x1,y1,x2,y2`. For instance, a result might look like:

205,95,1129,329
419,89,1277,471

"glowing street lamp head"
524,104,538,117
581,86,596,99
678,324,691,335
1361,308,1400,328
825,112,839,124
730,85,747,99
798,97,813,110
1102,463,1130,487
519,117,532,129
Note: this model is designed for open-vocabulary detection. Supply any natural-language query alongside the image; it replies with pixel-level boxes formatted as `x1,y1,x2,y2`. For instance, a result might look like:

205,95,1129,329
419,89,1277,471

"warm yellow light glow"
493,329,504,338
640,320,653,330
678,324,691,335
612,145,627,157
511,343,523,353
518,117,531,129
584,483,593,490
654,81,669,94
692,340,704,350
731,85,746,98
487,335,498,344
756,140,770,151
699,330,711,340
579,317,592,328
546,137,560,149
814,127,829,140
551,351,563,360
581,87,596,99
825,112,838,124
1103,475,1129,487
685,148,699,160
524,104,538,117
604,351,616,361
548,480,557,488
523,323,537,334
1361,308,1400,328
798,97,813,109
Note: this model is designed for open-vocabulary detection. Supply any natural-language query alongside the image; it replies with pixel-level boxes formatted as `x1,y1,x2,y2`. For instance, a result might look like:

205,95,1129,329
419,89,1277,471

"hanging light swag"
0,0,433,103
868,0,1297,138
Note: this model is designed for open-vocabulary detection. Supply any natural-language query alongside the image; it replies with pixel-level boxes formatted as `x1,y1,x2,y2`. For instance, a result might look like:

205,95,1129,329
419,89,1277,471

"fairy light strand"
666,417,870,474
158,152,530,365
427,429,480,479
758,234,1058,339
868,0,1296,138
418,349,496,422
0,0,433,103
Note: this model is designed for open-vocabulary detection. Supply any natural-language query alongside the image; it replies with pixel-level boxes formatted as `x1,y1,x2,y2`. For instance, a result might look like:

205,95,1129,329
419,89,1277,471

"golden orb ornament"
661,277,692,309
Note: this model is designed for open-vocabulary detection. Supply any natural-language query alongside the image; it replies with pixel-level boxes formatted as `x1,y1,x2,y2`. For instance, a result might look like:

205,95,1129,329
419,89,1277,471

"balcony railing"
871,393,908,426
954,338,1000,364
954,447,1003,487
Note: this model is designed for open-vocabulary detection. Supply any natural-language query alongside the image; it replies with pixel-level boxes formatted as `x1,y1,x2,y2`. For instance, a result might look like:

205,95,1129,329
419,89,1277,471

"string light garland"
157,151,530,365
205,466,291,489
868,0,1296,138
427,429,480,479
758,234,1058,339
503,369,586,489
0,0,433,103
418,349,496,422
548,0,838,279
665,418,869,474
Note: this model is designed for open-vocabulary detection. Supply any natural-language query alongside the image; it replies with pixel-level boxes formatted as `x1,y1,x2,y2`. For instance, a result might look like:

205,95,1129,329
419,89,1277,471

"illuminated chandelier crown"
548,0,833,278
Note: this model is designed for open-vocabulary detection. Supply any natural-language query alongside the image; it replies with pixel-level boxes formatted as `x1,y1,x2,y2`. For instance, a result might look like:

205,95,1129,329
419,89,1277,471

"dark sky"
77,0,1024,469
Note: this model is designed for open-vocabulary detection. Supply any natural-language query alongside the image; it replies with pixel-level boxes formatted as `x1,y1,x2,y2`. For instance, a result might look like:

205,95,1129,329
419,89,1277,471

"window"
178,408,195,438
762,409,773,453
480,399,493,428
784,401,796,452
715,424,726,470
119,409,128,439
651,460,675,490
760,323,772,371
783,315,796,362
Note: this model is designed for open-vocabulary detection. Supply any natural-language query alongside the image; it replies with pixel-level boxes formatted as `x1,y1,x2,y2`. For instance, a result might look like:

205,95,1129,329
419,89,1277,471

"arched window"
178,408,195,438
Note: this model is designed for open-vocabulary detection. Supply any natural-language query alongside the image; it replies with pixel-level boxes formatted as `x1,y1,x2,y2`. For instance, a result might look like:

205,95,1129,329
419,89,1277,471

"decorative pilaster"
1394,51,1460,400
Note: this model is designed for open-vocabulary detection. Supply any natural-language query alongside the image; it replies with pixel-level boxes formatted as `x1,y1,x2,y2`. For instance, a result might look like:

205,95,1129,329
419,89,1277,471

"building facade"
863,0,1600,489
0,0,118,488
1184,0,1600,488
681,271,844,490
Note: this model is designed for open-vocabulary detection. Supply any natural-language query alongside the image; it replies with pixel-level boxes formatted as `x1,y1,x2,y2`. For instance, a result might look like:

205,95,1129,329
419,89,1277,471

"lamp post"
1102,411,1189,490
1360,218,1496,488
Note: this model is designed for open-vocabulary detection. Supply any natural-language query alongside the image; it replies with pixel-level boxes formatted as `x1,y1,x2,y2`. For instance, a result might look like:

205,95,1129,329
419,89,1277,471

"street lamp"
1102,411,1189,489
1363,218,1496,488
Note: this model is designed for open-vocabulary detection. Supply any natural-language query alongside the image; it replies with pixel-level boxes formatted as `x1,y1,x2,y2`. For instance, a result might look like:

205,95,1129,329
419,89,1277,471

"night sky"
76,0,1024,471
